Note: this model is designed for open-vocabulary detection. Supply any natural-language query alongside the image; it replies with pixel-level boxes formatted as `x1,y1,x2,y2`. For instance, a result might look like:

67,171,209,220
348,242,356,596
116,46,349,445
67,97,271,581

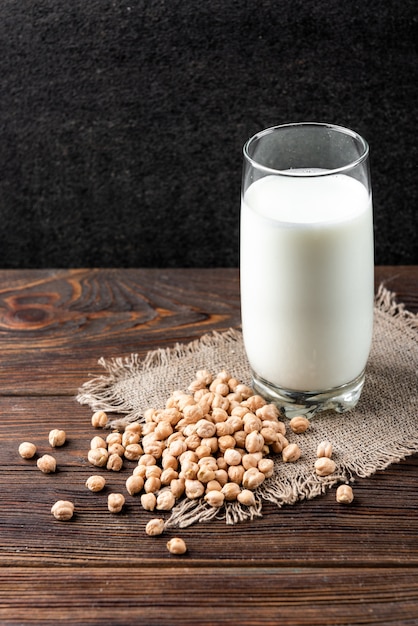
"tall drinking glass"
240,123,374,418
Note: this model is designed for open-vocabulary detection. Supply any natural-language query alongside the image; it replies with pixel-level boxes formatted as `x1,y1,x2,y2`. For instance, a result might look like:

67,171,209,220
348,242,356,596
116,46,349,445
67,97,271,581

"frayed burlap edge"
77,286,418,528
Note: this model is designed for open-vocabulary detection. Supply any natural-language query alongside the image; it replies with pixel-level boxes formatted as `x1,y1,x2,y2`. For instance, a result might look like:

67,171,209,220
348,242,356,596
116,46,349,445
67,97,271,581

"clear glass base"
251,370,366,420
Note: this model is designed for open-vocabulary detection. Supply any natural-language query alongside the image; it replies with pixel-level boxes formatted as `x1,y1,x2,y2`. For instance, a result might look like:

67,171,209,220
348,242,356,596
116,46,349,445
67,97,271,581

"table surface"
0,266,417,625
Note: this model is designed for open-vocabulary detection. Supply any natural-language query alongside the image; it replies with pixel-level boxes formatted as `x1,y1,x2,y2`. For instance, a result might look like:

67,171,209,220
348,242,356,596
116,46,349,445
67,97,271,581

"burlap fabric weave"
77,286,418,527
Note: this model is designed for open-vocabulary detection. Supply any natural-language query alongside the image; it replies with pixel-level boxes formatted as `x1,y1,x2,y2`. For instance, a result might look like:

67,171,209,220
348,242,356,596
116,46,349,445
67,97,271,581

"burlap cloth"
77,286,418,527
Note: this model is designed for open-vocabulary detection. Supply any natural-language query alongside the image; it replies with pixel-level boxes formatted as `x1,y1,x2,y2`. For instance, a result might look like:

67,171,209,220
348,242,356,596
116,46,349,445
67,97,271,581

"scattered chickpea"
85,475,106,492
107,453,123,471
204,490,225,508
37,454,57,473
315,457,336,477
156,490,176,511
126,474,144,496
124,443,143,461
317,441,333,458
18,441,37,459
282,443,301,463
288,416,310,434
170,478,185,499
108,443,125,457
258,458,274,477
237,489,257,507
145,464,162,479
228,464,245,484
107,432,122,446
221,482,241,501
144,476,161,493
145,518,165,536
160,467,178,485
91,410,108,428
122,431,140,447
224,448,242,467
48,429,66,447
124,422,142,435
141,493,157,511
90,436,107,450
107,493,125,513
88,447,109,468
167,537,187,555
51,500,74,521
245,431,265,454
242,467,265,490
185,479,205,500
336,484,354,504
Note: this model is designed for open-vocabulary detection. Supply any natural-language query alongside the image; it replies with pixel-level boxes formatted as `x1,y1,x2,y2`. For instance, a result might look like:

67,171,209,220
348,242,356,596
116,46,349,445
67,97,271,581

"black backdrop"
0,0,417,268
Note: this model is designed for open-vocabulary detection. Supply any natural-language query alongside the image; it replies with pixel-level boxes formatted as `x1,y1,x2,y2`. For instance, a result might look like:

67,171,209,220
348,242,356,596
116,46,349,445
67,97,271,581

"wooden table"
0,266,417,625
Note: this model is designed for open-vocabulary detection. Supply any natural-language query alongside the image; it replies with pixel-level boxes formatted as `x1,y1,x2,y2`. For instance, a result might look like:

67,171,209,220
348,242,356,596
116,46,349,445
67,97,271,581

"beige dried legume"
167,537,187,555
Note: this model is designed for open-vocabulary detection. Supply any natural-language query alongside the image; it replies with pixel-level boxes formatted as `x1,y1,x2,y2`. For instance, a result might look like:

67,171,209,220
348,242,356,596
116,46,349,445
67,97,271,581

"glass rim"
243,122,370,177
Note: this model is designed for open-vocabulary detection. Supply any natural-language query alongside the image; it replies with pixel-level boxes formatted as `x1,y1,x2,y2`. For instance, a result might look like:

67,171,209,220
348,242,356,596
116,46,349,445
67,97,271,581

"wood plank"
0,268,241,395
0,567,418,625
0,267,415,395
2,396,418,567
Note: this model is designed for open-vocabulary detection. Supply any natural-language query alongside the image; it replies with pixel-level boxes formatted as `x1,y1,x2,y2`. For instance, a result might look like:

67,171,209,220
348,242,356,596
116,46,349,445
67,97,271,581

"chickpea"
141,493,157,511
126,474,144,496
144,476,161,493
228,465,245,485
282,443,301,463
245,431,265,454
124,422,142,435
18,441,37,459
289,416,310,434
170,477,185,499
86,475,106,492
91,410,108,428
145,518,165,536
145,465,163,478
90,436,107,450
37,454,56,473
124,443,144,461
317,441,333,458
166,537,187,555
242,468,265,490
160,467,178,485
156,490,176,511
237,489,257,507
221,482,241,501
204,490,225,508
122,431,140,447
258,458,274,477
105,452,122,472
51,500,74,521
88,447,108,467
48,429,66,447
196,465,216,484
224,448,242,467
108,443,125,457
107,493,125,513
336,484,354,504
184,479,205,499
315,457,336,477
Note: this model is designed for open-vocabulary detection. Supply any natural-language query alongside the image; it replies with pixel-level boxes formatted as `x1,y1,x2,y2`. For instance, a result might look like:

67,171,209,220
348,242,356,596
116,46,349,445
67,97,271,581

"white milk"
240,172,374,392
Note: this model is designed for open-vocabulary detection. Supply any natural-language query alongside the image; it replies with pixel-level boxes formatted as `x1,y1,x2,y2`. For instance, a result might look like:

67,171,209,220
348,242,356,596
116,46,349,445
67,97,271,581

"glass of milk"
240,123,374,418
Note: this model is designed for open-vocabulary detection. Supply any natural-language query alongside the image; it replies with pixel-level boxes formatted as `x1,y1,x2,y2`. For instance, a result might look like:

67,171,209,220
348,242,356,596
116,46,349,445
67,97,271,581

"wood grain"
0,266,414,395
1,567,418,625
0,267,416,624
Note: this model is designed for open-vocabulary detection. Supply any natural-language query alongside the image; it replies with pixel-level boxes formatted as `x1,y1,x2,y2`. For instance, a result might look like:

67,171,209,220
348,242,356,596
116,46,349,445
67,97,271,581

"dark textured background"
0,0,417,268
